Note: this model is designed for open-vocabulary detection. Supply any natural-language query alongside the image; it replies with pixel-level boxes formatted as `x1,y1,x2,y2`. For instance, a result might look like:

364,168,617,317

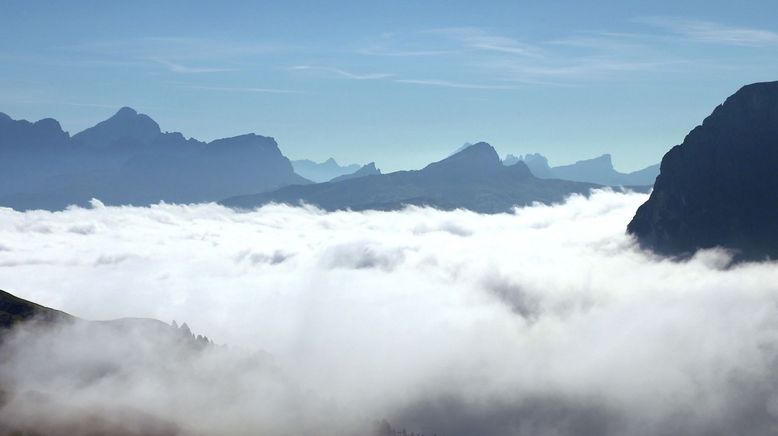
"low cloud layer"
2,190,778,435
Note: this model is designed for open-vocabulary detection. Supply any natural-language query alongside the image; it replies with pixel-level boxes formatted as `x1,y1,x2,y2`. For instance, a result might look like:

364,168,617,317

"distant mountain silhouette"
628,81,778,261
502,153,520,167
448,142,475,157
0,112,69,152
0,108,310,210
71,106,161,149
504,152,659,186
291,158,361,182
222,142,599,213
507,153,553,178
330,162,381,183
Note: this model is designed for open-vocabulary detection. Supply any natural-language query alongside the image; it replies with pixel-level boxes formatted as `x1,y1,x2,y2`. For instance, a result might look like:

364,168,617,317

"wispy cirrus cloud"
394,79,518,90
59,37,287,75
548,32,651,52
290,65,391,80
637,17,778,46
428,27,544,57
179,84,300,94
354,18,777,88
67,36,283,60
357,47,455,57
156,60,233,74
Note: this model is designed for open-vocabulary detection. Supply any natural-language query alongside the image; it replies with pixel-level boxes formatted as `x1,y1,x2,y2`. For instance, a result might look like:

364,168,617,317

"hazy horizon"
3,1,778,171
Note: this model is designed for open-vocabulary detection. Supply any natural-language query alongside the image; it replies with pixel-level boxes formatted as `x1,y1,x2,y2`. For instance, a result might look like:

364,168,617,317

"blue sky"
2,1,778,171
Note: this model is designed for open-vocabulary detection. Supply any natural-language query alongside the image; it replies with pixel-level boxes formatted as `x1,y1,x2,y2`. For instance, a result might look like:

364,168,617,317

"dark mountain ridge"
0,288,211,347
222,142,601,213
628,81,778,260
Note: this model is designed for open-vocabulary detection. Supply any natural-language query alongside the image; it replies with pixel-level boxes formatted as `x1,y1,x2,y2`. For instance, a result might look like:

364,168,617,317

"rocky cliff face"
628,81,778,260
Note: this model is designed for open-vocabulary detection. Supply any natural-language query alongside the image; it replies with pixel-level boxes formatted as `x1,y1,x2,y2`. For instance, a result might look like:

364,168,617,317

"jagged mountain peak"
72,106,161,147
429,141,501,169
114,106,139,117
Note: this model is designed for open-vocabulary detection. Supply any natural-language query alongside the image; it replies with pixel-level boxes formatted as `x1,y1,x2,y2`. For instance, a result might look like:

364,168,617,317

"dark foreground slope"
628,81,778,260
0,289,210,345
0,289,213,435
0,289,73,330
222,142,600,213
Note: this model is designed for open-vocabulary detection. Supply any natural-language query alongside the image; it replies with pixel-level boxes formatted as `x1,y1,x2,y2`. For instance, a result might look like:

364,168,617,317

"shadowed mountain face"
0,289,210,345
628,81,778,260
291,157,361,182
505,152,659,186
0,108,310,210
0,289,73,330
222,142,600,213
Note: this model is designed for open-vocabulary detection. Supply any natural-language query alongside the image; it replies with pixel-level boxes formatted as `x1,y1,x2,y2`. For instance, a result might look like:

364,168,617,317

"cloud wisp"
155,59,234,74
428,27,544,58
638,16,778,46
290,65,392,80
177,84,300,94
394,78,519,90
2,190,778,435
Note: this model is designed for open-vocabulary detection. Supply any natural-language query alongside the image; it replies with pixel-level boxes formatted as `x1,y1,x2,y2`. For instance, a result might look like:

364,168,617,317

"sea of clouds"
2,189,778,435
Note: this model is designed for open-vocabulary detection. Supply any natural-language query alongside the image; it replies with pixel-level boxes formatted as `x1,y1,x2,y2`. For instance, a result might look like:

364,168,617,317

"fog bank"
2,190,778,435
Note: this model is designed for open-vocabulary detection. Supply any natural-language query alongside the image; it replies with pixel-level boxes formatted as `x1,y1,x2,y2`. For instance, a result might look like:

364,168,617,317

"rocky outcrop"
628,81,778,260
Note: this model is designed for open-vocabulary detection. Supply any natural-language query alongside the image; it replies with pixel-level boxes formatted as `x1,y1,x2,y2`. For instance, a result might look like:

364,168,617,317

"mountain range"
222,142,601,213
291,158,362,182
0,107,645,213
0,107,310,210
503,152,659,186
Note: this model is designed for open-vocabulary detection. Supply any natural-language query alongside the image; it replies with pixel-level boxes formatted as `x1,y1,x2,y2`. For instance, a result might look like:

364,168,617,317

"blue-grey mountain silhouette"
449,142,475,157
291,157,361,182
222,142,599,213
505,152,659,186
0,108,310,210
329,162,381,183
71,107,162,149
628,81,778,261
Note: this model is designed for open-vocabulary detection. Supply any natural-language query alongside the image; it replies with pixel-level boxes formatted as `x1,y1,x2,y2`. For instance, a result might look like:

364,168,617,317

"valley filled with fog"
3,190,778,435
